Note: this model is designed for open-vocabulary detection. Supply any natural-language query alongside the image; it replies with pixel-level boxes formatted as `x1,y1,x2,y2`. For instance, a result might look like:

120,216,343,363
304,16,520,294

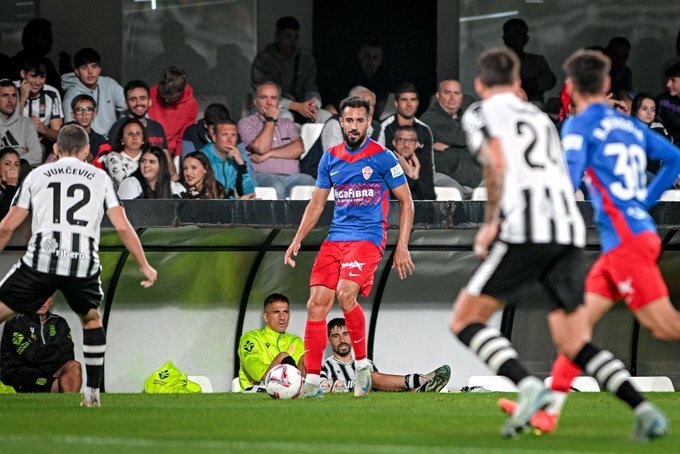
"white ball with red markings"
264,364,303,399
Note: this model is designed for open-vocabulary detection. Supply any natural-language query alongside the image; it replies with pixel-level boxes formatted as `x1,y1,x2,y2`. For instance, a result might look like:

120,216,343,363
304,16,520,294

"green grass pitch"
0,392,676,453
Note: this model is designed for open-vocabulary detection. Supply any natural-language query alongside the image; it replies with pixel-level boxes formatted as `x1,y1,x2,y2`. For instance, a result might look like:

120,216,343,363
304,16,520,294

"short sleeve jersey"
563,103,680,252
317,138,407,252
12,157,121,277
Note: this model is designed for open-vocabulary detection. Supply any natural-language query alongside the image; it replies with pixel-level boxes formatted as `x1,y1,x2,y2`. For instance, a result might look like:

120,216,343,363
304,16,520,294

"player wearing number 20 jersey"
12,158,120,278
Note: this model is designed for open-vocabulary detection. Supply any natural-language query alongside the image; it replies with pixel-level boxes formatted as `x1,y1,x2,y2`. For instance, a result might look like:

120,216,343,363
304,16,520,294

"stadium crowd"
1,16,678,215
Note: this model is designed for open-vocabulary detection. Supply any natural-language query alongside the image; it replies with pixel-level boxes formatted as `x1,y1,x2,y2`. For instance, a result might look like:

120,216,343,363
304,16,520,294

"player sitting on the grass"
0,124,157,407
237,293,306,391
0,295,81,393
321,317,450,393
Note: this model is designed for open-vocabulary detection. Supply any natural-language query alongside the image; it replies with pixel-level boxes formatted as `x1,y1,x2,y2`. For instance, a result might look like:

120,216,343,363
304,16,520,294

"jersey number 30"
47,182,91,226
603,143,648,201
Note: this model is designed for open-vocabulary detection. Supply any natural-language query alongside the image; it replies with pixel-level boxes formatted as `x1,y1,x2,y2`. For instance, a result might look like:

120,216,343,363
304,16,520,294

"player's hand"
392,246,414,279
284,239,301,268
473,222,499,259
140,264,157,288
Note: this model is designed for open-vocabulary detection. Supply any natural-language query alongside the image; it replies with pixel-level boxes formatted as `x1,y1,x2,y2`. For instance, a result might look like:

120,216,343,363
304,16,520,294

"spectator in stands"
392,126,434,200
605,37,634,103
502,18,556,107
0,79,41,167
301,85,383,179
148,66,199,158
181,151,227,199
378,82,436,201
632,93,673,177
9,19,61,91
16,58,63,151
321,318,450,393
238,293,305,391
100,118,147,187
201,119,255,199
118,147,185,200
0,147,21,220
182,103,231,157
251,16,330,125
0,295,82,393
420,79,482,195
61,48,126,136
67,95,110,163
109,80,175,180
657,63,680,144
238,82,315,199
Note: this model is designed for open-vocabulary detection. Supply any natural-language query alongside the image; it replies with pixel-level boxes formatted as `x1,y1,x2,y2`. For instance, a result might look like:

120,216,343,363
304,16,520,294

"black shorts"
2,372,57,393
466,241,586,312
0,261,103,316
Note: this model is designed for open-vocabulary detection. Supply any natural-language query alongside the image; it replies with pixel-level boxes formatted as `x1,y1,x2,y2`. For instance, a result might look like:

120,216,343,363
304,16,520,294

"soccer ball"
264,364,303,399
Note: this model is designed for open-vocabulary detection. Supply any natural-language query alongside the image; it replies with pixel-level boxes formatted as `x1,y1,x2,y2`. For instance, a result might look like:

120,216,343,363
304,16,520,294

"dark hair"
71,94,97,110
606,36,631,52
327,318,346,336
203,103,231,126
20,57,47,77
181,151,226,199
395,125,418,135
276,16,300,30
21,19,52,50
476,48,519,87
666,62,680,79
57,124,89,155
113,118,148,152
131,147,172,199
339,96,371,116
395,82,418,99
73,48,101,68
503,18,528,35
124,79,150,98
0,147,20,161
0,79,15,90
264,293,290,310
563,50,611,96
157,66,187,106
213,118,237,129
631,93,656,121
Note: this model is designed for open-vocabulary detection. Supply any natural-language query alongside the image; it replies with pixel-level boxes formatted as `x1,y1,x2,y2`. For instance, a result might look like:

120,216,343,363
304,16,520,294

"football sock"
83,327,106,389
457,322,529,385
343,304,367,361
404,373,424,390
546,354,582,414
303,319,327,375
573,342,644,409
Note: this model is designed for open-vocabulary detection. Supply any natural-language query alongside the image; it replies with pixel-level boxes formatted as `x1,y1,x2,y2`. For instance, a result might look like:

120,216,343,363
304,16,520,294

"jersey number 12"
47,182,91,226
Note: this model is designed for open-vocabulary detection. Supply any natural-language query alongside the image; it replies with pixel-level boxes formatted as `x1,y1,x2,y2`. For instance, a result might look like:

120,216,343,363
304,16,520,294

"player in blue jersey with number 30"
502,49,680,439
284,96,415,399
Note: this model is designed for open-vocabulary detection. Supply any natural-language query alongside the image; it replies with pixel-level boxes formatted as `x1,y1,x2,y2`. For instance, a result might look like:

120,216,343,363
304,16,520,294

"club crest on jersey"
362,166,373,180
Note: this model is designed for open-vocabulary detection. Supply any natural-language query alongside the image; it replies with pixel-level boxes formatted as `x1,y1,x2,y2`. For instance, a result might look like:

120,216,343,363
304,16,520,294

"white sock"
305,374,321,386
545,391,567,415
355,358,370,369
84,386,100,400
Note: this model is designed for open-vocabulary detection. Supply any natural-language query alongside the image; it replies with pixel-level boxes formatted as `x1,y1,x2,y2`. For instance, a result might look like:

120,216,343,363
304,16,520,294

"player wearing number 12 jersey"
501,50,678,439
0,124,157,408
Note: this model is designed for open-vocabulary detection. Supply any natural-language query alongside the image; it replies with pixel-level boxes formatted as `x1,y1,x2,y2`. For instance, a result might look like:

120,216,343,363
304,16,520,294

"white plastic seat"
231,377,242,392
471,187,487,201
467,375,517,392
435,186,463,201
544,376,600,392
289,185,334,201
187,375,213,393
299,123,324,159
255,186,278,200
629,376,674,392
380,93,396,120
660,190,680,201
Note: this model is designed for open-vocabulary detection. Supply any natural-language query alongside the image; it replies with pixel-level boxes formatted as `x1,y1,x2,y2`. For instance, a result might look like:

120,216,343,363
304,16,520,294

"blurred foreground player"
284,96,415,398
0,124,157,407
450,47,664,439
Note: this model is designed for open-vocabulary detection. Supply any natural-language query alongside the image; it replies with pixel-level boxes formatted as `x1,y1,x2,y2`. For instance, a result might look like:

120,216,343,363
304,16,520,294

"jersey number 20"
603,143,648,201
47,182,91,226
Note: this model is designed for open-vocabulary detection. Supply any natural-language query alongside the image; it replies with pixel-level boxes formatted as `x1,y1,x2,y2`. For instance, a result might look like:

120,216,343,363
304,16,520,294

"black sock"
573,342,644,409
83,327,106,389
457,322,529,385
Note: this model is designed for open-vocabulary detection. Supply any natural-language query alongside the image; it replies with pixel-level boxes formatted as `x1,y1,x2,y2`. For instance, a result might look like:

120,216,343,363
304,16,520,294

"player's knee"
335,287,357,310
65,360,82,377
307,298,331,318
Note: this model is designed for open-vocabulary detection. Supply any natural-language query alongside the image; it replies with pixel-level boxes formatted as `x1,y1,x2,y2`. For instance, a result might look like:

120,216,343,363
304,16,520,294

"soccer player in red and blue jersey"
502,49,679,439
284,96,415,398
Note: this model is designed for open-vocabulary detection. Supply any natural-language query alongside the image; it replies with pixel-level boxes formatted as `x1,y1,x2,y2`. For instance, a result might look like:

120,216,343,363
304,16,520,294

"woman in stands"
631,93,673,176
181,151,227,199
117,147,185,199
0,148,21,219
98,118,148,187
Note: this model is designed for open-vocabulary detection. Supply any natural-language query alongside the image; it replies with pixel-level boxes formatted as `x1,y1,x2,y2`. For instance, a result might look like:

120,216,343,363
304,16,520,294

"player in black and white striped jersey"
449,48,655,439
0,124,156,407
321,318,450,393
